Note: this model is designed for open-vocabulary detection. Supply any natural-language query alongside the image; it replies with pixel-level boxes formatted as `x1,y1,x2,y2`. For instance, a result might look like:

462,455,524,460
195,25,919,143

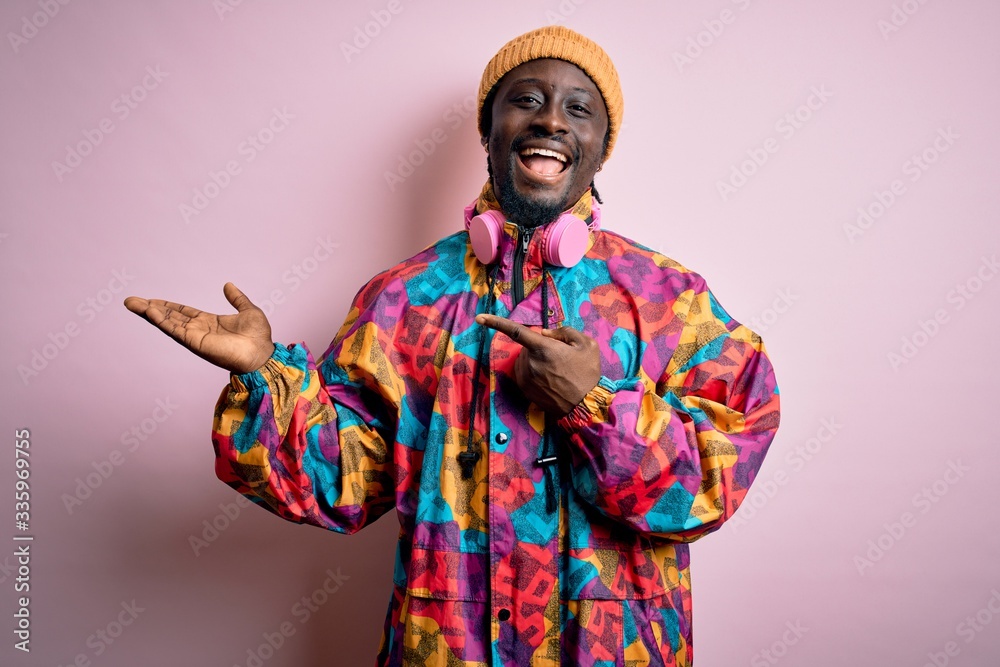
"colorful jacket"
211,186,781,666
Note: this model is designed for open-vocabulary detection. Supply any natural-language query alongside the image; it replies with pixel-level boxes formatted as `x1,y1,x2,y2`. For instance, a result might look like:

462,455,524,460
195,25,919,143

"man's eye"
514,96,539,104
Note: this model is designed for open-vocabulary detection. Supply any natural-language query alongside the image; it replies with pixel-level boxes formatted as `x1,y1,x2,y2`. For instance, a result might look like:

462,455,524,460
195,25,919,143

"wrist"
247,341,277,374
229,343,282,389
557,377,616,433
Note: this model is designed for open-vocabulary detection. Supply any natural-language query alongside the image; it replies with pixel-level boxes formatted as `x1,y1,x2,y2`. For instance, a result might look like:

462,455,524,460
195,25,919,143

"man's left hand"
475,314,601,417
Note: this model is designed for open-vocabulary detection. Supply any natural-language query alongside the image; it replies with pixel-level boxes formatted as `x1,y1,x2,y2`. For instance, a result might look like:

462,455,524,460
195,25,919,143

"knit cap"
477,26,623,161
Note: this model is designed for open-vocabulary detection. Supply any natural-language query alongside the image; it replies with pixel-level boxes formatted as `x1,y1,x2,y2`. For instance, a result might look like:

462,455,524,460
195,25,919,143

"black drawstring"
459,267,497,480
535,267,559,513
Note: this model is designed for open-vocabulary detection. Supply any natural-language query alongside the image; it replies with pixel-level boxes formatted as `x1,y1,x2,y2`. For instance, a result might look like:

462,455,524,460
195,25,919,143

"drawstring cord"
535,267,559,514
459,267,498,480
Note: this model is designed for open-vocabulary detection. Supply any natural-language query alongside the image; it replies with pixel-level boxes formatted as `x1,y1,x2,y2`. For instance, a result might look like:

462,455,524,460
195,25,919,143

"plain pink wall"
2,1,998,665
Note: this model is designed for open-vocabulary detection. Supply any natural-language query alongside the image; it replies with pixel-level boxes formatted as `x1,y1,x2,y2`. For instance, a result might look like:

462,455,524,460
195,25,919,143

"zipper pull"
522,227,532,252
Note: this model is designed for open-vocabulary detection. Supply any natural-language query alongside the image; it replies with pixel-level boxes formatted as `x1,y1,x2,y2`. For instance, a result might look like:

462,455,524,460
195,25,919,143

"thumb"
223,282,257,313
538,325,588,346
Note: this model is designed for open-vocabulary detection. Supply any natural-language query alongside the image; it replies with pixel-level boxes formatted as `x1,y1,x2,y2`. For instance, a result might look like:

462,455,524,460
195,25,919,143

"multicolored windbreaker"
212,184,781,666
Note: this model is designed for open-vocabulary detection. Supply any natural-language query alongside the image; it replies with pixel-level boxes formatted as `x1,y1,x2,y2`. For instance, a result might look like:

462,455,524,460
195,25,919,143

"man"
125,26,780,667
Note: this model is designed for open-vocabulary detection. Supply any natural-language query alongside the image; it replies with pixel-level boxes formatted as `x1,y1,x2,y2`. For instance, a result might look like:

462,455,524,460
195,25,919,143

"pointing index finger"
475,314,548,350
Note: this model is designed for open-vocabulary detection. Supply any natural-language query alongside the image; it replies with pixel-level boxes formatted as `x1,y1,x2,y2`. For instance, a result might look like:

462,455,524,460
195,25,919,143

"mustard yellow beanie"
477,26,623,161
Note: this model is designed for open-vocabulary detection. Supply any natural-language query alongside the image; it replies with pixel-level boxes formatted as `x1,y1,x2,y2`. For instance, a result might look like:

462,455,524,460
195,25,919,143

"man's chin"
516,189,569,211
495,181,569,228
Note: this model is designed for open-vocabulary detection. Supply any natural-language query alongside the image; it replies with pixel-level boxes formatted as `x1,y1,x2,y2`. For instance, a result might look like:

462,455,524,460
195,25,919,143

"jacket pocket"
564,490,667,600
399,546,491,665
563,544,667,599
404,545,489,602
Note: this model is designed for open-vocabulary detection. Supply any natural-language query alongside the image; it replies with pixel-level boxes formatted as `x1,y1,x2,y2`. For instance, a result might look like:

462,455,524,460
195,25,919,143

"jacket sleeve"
210,290,405,535
557,281,780,542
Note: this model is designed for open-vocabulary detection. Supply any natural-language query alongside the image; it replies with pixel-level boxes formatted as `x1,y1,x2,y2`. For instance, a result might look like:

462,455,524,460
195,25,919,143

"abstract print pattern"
212,185,780,666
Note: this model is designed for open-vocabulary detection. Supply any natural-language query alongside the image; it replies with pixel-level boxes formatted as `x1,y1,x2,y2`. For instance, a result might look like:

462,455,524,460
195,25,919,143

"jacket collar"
466,180,602,326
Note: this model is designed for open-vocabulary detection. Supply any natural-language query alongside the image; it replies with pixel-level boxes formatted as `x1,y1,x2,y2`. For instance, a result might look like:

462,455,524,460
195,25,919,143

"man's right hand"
123,282,275,375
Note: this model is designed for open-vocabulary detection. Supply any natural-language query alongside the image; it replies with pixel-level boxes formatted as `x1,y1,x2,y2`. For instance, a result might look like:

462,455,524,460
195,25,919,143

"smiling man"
125,26,780,666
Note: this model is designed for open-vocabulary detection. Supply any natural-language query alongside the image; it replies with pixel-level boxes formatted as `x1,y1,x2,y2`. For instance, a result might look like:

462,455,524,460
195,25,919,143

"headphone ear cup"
468,210,505,265
543,214,590,267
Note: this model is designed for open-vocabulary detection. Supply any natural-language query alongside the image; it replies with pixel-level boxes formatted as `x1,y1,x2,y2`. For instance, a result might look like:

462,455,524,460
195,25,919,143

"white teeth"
519,148,567,162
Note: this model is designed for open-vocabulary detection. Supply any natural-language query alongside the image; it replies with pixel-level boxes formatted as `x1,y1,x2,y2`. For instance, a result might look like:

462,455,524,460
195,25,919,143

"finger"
123,297,155,326
142,302,167,326
148,298,204,320
475,314,548,350
123,296,148,315
224,282,258,313
124,296,203,321
144,302,193,329
144,302,202,347
513,344,532,384
538,325,590,346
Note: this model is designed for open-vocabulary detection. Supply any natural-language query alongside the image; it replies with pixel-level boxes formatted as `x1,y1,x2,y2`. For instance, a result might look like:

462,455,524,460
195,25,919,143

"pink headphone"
463,202,600,267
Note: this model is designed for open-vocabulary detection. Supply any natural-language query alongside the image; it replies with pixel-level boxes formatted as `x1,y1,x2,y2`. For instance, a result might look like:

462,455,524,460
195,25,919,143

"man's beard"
493,155,570,229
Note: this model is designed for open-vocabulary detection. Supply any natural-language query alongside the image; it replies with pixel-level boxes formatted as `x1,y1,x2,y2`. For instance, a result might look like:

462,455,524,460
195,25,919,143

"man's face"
484,58,609,228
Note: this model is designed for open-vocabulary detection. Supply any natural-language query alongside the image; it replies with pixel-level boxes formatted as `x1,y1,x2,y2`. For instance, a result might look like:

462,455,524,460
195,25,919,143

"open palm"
123,282,275,375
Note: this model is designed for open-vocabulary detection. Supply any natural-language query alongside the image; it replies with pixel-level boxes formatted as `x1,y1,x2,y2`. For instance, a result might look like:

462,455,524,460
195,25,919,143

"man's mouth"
517,147,570,176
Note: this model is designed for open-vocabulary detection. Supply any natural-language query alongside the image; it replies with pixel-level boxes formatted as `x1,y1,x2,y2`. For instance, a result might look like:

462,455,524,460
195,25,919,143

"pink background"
2,1,999,665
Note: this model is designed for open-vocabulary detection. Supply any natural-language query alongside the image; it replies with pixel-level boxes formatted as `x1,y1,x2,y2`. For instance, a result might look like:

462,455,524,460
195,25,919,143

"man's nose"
530,101,569,135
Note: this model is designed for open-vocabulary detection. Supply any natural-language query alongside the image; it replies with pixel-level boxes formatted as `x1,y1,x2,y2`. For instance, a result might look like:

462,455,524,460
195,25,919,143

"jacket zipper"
511,227,533,308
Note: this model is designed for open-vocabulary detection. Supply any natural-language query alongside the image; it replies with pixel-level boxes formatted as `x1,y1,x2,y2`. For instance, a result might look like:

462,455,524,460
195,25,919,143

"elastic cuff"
557,376,617,433
229,343,294,392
